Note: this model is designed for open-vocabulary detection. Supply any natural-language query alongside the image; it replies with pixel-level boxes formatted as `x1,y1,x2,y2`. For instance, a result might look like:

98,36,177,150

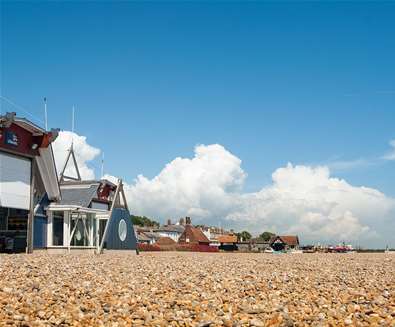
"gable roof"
140,231,161,241
270,235,299,246
179,225,210,243
137,232,151,242
156,237,176,246
156,225,185,233
13,116,46,135
280,235,299,246
59,182,100,207
218,234,238,243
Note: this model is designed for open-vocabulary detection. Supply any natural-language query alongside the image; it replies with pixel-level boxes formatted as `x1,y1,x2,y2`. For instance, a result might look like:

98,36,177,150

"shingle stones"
0,252,394,326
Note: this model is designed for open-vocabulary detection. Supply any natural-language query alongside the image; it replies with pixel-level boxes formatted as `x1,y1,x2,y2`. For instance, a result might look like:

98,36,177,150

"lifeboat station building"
0,112,137,254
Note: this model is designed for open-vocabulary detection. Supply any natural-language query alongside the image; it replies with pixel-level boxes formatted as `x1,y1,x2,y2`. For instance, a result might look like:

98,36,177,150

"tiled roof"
179,225,210,244
137,232,151,242
279,235,299,246
218,234,238,243
156,225,185,233
156,237,176,246
270,235,299,246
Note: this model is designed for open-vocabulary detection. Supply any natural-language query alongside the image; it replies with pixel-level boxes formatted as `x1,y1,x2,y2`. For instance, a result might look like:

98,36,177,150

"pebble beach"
0,252,394,327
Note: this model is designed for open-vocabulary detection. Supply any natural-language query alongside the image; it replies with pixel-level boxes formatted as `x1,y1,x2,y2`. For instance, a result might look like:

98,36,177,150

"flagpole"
44,97,48,130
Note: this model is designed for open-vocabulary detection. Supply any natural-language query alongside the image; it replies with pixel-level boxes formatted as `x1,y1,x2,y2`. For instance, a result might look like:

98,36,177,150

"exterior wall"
236,243,250,252
103,208,137,251
157,231,180,242
0,123,41,157
1,122,58,253
33,216,47,248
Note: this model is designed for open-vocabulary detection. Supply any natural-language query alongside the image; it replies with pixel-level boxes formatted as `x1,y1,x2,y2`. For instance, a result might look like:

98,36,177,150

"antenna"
72,105,75,134
44,97,48,130
101,151,104,178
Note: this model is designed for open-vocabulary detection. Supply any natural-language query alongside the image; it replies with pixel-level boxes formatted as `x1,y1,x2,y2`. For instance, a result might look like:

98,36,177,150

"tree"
236,231,252,242
131,215,160,227
258,231,275,242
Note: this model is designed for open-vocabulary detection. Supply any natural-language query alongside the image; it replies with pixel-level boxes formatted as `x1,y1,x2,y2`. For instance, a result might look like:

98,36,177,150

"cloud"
227,164,392,244
55,134,394,247
107,144,246,219
52,131,100,180
105,146,395,247
383,140,395,160
326,158,374,171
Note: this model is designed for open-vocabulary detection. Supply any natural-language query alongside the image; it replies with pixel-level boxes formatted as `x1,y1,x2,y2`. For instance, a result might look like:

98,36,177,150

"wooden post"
26,159,36,254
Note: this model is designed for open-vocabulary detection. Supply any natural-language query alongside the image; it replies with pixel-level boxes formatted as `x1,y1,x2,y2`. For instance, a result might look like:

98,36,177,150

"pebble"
250,318,265,326
0,252,394,326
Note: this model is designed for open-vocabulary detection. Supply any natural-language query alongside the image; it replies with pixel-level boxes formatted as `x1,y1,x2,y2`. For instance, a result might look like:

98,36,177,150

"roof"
156,225,185,233
142,232,161,240
156,237,176,246
137,232,151,242
59,183,100,207
179,225,210,244
270,235,299,246
134,225,152,232
218,234,238,243
14,117,46,134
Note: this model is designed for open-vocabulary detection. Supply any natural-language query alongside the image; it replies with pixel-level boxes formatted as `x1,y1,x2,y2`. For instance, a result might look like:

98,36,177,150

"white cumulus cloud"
227,164,393,244
109,144,245,220
56,135,395,247
52,131,100,180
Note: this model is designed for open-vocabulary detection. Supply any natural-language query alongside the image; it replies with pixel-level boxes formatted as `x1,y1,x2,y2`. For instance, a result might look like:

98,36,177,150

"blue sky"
1,2,395,245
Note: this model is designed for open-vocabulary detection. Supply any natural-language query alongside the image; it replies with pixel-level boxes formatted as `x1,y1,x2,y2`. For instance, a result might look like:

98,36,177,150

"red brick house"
178,224,210,245
270,235,300,251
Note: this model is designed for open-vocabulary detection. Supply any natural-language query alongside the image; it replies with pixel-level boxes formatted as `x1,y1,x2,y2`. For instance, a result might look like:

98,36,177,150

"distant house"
247,238,271,252
218,234,238,251
178,223,210,245
136,231,151,244
270,235,300,251
236,242,251,252
156,224,185,242
136,230,161,245
156,236,176,247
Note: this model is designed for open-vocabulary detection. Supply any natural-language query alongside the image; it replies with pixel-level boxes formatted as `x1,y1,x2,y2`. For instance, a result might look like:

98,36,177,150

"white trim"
46,205,107,214
36,147,60,200
63,211,70,247
60,184,98,190
47,211,53,246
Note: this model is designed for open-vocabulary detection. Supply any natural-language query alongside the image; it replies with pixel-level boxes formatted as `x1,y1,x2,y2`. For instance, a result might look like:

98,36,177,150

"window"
52,212,64,246
70,213,96,247
7,209,29,231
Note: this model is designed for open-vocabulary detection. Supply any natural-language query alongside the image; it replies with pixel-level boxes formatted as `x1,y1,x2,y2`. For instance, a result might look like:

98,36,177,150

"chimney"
167,219,171,226
179,217,185,225
185,217,191,225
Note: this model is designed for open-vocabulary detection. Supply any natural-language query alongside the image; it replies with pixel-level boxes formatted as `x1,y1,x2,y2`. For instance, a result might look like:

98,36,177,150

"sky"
1,2,395,247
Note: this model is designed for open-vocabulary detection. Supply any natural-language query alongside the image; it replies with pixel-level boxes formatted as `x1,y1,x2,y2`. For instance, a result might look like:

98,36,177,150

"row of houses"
135,217,300,252
0,112,137,254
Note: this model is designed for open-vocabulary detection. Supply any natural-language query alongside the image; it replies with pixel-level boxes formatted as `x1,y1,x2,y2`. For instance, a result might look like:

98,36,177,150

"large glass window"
52,212,64,246
70,213,96,247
